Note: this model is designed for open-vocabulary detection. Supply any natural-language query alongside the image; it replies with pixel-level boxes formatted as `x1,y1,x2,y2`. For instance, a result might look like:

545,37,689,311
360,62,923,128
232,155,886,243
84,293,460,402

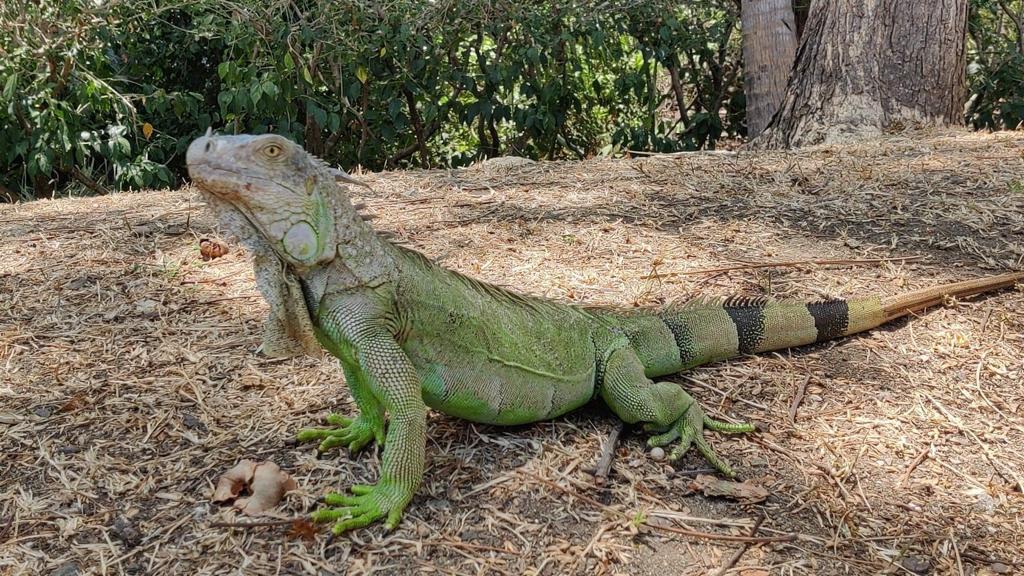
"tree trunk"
756,0,969,148
742,0,799,137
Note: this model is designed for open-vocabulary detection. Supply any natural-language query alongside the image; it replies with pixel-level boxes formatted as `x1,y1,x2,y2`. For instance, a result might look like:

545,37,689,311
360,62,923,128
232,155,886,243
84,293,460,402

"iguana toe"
658,392,754,477
297,412,383,454
313,481,412,534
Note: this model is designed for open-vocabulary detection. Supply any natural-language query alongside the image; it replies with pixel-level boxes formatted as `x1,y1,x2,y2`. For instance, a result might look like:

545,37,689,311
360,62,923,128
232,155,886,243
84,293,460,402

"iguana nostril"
205,140,212,153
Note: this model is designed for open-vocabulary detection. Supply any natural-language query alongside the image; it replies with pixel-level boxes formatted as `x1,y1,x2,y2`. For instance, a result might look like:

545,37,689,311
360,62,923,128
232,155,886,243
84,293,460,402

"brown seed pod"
199,238,229,260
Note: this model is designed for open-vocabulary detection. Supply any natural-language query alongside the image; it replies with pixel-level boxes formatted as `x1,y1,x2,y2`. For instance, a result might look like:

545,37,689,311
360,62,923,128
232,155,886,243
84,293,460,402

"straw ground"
2,130,1023,575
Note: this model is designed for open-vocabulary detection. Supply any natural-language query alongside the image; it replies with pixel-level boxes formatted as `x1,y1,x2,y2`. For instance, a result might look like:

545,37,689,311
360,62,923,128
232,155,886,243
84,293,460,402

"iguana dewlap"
186,133,1024,534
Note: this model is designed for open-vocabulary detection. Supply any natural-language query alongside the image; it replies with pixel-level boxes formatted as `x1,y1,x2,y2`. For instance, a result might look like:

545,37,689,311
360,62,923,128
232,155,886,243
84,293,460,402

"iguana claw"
644,391,754,477
297,412,384,453
312,481,411,534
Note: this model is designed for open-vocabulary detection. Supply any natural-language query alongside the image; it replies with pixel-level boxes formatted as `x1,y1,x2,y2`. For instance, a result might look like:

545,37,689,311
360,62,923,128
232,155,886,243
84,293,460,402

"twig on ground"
643,256,925,279
899,446,931,487
592,421,625,486
788,375,811,424
209,519,297,528
525,471,797,544
711,515,767,576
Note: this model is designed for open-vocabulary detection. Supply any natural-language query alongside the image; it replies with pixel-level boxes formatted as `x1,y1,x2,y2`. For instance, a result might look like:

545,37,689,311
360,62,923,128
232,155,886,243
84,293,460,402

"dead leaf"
689,474,768,504
60,393,89,413
288,518,318,541
233,461,297,515
212,460,256,503
740,570,770,576
199,238,229,260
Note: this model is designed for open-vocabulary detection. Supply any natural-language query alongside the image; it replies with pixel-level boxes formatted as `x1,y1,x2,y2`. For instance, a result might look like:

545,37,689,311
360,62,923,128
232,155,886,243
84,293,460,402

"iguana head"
187,133,365,268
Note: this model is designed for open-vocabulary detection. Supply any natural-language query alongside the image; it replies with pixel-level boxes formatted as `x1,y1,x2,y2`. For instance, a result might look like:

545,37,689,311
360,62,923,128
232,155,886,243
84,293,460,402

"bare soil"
2,130,1023,575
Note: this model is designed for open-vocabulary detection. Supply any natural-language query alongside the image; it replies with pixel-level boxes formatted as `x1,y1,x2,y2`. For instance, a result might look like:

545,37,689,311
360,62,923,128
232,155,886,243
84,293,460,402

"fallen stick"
525,472,797,544
593,421,625,486
788,375,811,424
643,256,924,279
711,515,767,576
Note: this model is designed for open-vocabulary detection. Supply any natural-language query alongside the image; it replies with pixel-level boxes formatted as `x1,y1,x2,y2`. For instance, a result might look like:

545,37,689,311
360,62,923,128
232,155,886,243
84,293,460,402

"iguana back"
389,246,602,424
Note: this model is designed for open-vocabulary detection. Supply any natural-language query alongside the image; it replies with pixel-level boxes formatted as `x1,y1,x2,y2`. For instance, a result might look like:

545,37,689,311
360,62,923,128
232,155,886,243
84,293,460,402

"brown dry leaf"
212,459,256,503
234,461,298,515
199,237,229,260
739,570,770,576
689,474,768,504
287,518,318,541
59,393,89,413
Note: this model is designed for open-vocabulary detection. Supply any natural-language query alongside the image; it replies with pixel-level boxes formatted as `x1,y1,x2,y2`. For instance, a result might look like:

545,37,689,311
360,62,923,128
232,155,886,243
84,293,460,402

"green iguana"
186,133,1024,534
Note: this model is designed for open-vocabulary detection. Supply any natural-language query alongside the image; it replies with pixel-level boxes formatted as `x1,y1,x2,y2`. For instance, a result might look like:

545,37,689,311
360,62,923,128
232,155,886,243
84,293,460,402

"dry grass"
2,129,1023,576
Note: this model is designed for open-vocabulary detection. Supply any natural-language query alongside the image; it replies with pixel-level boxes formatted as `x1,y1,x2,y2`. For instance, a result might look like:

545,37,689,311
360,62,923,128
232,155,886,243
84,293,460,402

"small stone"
182,413,206,431
67,276,94,290
135,299,159,315
50,562,79,576
901,555,931,574
990,563,1011,574
649,447,666,461
32,406,53,418
111,516,141,547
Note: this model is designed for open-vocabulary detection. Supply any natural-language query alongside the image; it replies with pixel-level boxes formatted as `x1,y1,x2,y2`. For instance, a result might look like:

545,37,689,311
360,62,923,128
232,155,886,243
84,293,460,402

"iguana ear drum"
283,221,318,262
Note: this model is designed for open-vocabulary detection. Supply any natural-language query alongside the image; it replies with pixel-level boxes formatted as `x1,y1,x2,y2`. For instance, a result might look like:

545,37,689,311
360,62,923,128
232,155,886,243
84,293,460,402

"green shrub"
967,0,1024,130
0,0,745,200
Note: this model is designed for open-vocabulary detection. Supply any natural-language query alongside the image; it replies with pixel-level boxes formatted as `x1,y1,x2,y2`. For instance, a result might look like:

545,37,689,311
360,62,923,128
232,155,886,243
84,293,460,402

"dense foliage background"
0,0,1021,201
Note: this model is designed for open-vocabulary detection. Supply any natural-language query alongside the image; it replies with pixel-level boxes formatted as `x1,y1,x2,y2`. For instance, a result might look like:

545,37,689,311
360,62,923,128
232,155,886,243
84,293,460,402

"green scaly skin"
187,133,1024,534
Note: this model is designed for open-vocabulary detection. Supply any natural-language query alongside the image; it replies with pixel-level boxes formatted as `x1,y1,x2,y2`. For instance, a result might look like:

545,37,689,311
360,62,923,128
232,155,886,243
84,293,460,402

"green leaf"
2,74,17,100
302,67,313,84
250,82,262,106
283,52,295,70
36,153,51,175
356,66,369,84
115,136,131,156
217,91,232,115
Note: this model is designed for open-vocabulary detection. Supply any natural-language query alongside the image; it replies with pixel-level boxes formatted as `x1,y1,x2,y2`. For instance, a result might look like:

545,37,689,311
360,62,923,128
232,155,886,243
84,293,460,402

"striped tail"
661,272,1023,370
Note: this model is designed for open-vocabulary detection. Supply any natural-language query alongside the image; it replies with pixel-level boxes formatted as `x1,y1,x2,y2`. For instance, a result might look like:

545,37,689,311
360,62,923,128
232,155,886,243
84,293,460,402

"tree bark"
755,0,969,149
742,0,799,137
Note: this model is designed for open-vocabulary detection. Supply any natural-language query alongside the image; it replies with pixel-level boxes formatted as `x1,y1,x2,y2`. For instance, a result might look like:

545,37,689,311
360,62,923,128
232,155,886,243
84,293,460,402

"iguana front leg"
309,292,426,533
600,346,754,476
297,351,386,453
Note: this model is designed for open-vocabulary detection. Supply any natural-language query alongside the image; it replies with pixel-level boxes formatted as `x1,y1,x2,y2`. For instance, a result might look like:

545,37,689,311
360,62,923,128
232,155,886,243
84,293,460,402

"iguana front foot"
312,481,413,534
297,413,384,453
644,391,754,477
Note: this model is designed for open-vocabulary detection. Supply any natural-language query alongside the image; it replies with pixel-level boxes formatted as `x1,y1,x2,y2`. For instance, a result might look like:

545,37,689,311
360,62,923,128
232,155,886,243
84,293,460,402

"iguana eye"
262,143,284,159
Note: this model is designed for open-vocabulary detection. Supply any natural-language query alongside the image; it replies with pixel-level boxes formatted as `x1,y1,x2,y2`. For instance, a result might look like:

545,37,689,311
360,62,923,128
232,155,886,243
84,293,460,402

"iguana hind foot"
313,481,412,533
643,390,754,477
296,412,384,453
600,346,753,477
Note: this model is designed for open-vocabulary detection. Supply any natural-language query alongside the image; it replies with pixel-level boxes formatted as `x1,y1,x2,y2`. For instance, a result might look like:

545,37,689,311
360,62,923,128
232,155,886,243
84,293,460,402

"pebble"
649,447,665,461
900,555,931,574
50,563,79,576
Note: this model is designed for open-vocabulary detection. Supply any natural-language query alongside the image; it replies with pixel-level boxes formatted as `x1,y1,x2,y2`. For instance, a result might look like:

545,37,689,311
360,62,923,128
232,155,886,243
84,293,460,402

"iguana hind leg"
599,346,754,477
297,355,386,453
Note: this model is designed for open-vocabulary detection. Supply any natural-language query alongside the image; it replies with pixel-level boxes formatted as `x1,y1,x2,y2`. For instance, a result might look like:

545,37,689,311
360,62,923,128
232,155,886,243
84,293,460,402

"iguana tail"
878,272,1024,322
661,272,1023,369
